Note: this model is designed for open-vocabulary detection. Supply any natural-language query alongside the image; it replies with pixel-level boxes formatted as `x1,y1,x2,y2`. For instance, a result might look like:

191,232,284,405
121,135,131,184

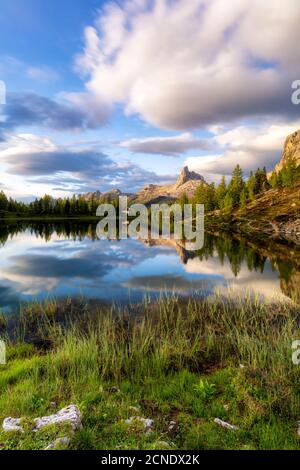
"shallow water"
0,221,299,311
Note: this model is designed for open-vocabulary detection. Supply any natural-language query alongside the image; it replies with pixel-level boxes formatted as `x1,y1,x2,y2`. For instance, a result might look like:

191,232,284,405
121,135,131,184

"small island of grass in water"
0,293,299,450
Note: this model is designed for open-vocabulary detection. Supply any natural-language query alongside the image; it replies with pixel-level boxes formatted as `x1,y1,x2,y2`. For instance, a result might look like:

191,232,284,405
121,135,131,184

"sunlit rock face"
135,166,207,204
176,166,206,187
274,128,300,173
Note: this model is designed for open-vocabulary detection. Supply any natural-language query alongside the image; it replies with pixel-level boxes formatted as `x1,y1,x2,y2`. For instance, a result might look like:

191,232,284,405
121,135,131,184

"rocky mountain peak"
274,128,300,173
176,166,205,187
135,166,207,204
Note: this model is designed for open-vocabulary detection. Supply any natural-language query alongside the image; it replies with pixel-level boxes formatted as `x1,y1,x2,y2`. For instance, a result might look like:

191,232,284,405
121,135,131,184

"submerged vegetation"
0,294,300,450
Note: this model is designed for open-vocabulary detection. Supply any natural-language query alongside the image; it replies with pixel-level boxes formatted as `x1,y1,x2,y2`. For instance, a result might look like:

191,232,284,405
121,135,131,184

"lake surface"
0,221,299,311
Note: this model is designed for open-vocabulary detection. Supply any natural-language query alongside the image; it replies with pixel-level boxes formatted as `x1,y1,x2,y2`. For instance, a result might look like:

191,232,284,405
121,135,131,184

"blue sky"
0,0,97,93
0,0,299,200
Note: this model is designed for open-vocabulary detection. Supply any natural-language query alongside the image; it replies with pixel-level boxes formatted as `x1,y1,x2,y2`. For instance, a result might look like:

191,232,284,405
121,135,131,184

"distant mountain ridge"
82,166,207,205
83,188,134,203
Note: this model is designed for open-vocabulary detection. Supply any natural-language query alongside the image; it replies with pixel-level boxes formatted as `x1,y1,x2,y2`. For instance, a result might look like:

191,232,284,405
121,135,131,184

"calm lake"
0,221,299,311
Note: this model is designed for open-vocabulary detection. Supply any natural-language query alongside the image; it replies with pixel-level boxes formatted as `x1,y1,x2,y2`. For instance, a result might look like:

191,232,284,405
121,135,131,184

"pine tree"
239,188,247,210
269,171,278,188
64,198,71,215
281,156,298,188
193,183,216,212
254,167,270,194
223,192,233,211
228,164,245,205
206,183,217,212
216,176,227,209
246,171,255,201
0,190,8,211
193,183,207,205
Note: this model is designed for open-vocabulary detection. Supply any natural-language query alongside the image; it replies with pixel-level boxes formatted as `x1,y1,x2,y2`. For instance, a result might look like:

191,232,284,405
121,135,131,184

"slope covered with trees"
190,157,299,214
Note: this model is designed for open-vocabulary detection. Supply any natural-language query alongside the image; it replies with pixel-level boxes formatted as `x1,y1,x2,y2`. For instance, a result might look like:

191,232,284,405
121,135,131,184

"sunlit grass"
0,293,299,450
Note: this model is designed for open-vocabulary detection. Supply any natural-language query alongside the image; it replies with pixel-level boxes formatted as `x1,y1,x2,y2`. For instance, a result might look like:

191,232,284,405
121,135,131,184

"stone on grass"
297,422,300,436
125,416,154,434
214,418,239,431
2,417,23,433
3,404,81,436
34,405,82,432
168,420,177,432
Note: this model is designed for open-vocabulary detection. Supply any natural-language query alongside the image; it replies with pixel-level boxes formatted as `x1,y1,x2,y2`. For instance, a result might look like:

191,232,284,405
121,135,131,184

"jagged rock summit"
274,128,300,173
135,166,207,204
176,166,205,187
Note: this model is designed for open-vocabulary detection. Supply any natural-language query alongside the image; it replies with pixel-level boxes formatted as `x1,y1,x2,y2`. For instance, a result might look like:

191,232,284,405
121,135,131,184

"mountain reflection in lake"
0,221,299,311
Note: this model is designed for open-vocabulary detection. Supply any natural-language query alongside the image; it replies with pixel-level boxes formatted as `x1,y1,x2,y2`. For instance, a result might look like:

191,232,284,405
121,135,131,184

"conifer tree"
216,176,227,209
246,171,255,201
254,167,270,194
281,156,298,188
228,164,245,205
239,188,247,210
0,190,8,211
223,192,233,211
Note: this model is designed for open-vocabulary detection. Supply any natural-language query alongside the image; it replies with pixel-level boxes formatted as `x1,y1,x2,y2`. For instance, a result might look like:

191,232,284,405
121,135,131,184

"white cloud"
119,132,213,155
62,91,112,129
0,132,175,197
185,120,300,178
76,0,300,130
185,255,286,300
0,133,57,158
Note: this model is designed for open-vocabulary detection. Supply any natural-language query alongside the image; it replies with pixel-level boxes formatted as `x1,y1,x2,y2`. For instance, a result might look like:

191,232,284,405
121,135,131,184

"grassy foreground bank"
0,294,300,450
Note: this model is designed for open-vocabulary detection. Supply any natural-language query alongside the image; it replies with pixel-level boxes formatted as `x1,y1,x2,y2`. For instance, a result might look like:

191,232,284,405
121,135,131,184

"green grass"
0,293,300,450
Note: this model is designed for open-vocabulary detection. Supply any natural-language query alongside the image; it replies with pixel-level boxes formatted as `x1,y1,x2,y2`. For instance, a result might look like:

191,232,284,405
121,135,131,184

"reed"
0,293,299,450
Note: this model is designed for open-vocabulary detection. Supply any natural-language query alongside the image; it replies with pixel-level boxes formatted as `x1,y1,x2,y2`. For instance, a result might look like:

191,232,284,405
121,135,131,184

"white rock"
34,405,82,431
168,420,177,432
214,418,239,431
298,422,300,436
125,416,154,433
2,417,23,433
